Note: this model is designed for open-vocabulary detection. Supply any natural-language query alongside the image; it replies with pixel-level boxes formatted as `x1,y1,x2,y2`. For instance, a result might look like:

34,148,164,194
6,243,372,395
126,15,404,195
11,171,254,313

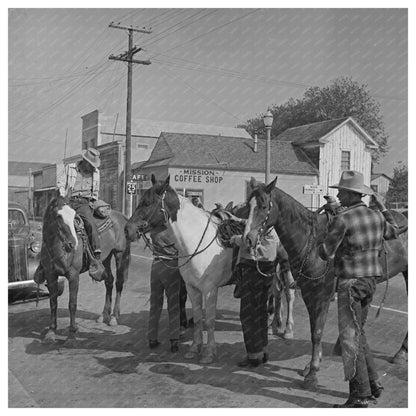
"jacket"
318,202,398,278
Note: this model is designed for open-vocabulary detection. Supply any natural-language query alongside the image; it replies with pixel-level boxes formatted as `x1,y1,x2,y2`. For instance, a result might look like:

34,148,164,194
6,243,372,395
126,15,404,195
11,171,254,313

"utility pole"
109,22,151,217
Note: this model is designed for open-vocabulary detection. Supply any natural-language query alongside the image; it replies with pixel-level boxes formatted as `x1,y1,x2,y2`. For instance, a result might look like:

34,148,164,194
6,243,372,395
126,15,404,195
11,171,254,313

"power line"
149,9,260,59
157,63,245,124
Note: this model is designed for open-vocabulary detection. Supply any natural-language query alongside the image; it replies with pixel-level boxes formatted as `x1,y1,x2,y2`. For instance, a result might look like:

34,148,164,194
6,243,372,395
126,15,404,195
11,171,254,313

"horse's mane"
250,184,318,233
42,196,67,235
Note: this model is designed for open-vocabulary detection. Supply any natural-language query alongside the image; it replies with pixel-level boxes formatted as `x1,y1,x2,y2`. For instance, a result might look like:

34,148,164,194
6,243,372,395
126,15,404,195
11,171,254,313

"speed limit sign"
127,182,137,195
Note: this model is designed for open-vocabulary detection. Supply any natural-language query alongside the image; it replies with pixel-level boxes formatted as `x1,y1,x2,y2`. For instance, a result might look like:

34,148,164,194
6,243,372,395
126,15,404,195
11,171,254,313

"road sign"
137,181,152,190
303,184,324,195
127,182,137,195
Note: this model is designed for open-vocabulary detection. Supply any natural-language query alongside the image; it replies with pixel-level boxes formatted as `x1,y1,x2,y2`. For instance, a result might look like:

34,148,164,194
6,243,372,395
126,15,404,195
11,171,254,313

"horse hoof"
42,331,56,344
108,316,118,326
302,374,318,390
199,355,215,364
283,330,294,339
184,351,197,360
301,364,310,378
63,338,77,348
96,315,105,324
391,351,407,364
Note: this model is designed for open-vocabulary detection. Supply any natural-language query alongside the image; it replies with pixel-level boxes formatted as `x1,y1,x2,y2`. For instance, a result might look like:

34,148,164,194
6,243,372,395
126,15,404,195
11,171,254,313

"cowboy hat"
82,148,101,168
329,170,374,195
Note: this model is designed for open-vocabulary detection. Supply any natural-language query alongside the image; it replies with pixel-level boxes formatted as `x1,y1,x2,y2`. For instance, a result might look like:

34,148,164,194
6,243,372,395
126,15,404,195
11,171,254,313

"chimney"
253,132,258,153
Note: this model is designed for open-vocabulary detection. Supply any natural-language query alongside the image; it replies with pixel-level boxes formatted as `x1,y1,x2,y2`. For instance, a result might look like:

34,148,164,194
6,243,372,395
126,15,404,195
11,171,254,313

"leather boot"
333,397,369,408
370,380,384,398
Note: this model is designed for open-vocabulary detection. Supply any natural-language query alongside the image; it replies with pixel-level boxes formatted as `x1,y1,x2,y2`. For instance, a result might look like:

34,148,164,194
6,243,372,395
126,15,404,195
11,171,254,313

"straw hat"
329,170,373,195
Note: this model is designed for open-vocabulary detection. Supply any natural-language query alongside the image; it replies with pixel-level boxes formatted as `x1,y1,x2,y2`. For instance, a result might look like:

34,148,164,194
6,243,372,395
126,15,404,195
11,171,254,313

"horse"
39,196,130,346
226,202,296,339
125,175,236,364
243,177,408,388
268,265,296,339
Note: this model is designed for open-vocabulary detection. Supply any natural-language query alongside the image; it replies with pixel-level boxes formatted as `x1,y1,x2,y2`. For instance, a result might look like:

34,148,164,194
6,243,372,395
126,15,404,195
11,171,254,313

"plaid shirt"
318,202,398,278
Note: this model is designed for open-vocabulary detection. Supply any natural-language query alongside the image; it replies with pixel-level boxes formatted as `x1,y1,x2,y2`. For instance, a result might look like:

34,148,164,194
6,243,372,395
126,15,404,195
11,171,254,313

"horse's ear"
265,177,277,194
165,175,170,186
225,201,233,211
151,174,156,185
249,177,258,189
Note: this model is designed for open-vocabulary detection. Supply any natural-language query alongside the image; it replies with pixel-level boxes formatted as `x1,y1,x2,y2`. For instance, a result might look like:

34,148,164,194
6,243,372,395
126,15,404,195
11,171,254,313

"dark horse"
39,196,130,346
244,177,408,388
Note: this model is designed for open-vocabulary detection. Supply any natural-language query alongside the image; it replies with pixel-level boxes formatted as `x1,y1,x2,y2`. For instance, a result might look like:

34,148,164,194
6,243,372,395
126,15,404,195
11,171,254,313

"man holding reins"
318,170,398,408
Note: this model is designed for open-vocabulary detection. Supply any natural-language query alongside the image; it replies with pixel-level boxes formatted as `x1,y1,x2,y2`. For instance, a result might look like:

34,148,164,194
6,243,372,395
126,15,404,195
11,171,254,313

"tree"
386,163,408,206
239,77,388,164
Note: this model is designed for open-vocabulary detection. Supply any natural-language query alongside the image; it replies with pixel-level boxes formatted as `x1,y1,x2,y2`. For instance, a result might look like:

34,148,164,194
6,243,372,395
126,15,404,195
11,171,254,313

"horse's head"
44,196,78,250
244,176,278,249
125,174,180,241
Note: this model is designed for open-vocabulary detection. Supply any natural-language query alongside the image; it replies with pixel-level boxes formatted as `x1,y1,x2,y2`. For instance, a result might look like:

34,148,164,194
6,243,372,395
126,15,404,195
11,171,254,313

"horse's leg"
301,288,331,389
111,242,130,326
200,287,218,364
97,255,113,325
392,269,408,364
272,288,284,336
64,269,80,347
183,284,203,360
283,287,295,339
43,274,59,344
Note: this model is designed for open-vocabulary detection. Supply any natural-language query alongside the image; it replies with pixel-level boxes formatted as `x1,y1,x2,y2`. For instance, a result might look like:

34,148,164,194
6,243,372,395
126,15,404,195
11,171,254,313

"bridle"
135,189,220,269
252,194,330,281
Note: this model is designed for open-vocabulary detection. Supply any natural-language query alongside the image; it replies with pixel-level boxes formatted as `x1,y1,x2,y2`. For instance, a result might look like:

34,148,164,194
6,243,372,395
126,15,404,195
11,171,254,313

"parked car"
8,201,65,302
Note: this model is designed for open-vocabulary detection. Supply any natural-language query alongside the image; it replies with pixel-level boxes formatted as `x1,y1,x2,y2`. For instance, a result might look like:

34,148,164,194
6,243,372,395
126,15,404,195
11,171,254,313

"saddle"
211,202,246,286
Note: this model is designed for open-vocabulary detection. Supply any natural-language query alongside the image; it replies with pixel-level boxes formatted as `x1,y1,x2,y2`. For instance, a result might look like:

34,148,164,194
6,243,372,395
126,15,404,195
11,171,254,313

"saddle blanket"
96,216,113,234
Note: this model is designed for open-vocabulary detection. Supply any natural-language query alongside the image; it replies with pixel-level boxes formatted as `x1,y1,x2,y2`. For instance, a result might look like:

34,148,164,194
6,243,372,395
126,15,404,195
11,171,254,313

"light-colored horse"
125,175,235,364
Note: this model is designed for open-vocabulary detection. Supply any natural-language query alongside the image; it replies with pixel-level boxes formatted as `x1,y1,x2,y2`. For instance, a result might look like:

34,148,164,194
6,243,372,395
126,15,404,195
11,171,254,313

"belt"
239,258,275,268
70,196,92,201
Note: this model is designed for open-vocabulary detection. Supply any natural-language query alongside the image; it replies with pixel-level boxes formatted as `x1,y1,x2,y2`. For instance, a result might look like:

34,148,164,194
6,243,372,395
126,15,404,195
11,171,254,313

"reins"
254,198,330,281
376,239,389,318
137,193,220,270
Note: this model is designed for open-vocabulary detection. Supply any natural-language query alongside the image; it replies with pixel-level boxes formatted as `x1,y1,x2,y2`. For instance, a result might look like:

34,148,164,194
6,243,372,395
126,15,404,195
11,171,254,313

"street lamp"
263,110,273,184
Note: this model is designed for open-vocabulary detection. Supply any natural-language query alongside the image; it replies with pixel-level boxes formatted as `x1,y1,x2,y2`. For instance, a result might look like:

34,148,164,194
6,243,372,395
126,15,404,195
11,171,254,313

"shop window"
341,151,351,171
185,189,204,208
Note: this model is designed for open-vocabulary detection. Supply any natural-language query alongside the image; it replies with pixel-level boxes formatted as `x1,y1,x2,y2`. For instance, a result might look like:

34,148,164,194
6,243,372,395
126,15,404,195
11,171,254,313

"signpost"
303,184,324,210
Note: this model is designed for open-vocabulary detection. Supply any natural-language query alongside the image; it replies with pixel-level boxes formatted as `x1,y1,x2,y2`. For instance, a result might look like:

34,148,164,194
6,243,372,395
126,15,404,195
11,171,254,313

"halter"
253,196,330,281
252,199,276,278
137,192,220,270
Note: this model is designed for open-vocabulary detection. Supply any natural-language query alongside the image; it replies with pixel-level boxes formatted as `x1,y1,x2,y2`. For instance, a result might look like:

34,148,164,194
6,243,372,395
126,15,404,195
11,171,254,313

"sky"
7,6,408,176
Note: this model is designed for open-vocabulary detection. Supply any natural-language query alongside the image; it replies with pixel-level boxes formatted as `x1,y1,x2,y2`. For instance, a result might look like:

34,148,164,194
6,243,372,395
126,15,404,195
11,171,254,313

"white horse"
125,175,235,364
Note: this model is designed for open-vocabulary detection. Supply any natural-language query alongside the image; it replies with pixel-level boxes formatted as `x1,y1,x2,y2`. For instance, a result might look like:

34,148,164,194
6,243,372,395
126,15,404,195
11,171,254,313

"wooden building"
31,112,379,215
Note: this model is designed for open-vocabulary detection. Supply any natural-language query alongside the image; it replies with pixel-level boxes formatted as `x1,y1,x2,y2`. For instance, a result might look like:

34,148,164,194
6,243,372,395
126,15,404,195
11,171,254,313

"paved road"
8,240,408,407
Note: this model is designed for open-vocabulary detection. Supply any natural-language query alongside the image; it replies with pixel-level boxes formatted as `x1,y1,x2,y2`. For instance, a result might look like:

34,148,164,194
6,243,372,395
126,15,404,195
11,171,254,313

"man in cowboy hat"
57,148,102,260
318,170,398,408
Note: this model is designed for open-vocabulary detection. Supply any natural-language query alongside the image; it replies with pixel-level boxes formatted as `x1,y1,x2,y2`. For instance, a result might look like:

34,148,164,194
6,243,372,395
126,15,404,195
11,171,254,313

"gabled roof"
8,161,49,176
140,132,318,175
371,173,392,181
99,115,252,139
276,117,378,147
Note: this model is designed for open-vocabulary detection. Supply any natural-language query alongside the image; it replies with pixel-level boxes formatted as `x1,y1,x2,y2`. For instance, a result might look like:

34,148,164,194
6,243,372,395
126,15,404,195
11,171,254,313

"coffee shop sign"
174,169,224,184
